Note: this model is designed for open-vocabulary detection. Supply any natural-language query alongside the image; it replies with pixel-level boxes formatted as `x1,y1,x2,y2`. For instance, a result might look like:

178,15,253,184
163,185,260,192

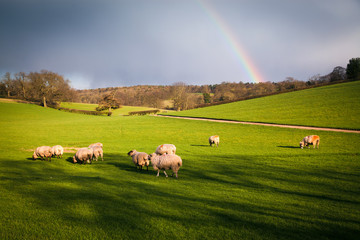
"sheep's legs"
171,171,178,178
163,171,168,177
156,170,160,177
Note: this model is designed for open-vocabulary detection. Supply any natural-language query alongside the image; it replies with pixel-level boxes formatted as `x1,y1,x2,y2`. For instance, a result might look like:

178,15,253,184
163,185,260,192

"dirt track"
155,115,360,134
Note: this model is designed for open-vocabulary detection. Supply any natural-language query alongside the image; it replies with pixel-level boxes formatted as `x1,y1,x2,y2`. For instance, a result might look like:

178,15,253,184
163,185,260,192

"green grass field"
1,94,360,239
162,81,360,130
61,102,157,116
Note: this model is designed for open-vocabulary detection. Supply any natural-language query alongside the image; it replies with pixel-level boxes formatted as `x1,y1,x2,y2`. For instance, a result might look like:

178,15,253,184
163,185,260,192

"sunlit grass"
0,102,359,239
61,102,158,116
162,81,360,130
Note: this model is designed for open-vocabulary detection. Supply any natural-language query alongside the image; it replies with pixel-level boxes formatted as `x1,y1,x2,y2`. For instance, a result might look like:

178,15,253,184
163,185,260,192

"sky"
1,0,359,89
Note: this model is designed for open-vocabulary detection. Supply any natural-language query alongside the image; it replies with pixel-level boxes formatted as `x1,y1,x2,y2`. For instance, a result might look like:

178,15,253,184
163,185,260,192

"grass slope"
0,102,359,239
162,81,360,130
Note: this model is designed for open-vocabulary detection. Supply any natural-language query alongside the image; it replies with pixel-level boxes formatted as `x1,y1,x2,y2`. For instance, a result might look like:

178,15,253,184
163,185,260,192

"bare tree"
171,82,189,111
14,72,29,99
28,70,73,107
1,72,15,97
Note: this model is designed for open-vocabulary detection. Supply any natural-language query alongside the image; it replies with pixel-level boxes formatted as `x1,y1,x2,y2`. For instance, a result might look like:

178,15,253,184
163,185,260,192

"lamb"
209,135,220,147
89,142,103,148
91,146,104,161
155,144,176,155
128,150,150,171
73,147,94,164
51,145,64,158
148,153,182,178
300,135,320,149
32,146,53,161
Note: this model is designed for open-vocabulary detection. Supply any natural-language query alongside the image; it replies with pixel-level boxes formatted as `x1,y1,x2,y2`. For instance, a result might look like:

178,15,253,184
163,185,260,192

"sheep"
155,144,176,155
89,142,103,148
51,145,64,159
91,146,104,161
148,153,182,178
32,146,53,161
209,135,220,147
128,150,150,171
300,135,320,149
73,147,94,164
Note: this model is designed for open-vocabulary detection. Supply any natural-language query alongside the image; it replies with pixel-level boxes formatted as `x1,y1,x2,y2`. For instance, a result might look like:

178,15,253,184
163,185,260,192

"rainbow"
197,0,264,83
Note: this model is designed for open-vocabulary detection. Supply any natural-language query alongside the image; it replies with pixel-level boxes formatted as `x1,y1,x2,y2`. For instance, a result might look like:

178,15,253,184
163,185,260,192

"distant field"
0,101,359,239
61,102,157,116
162,81,360,130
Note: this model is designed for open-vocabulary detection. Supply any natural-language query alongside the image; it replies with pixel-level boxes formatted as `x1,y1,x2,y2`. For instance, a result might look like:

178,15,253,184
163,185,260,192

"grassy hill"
0,101,359,239
162,81,360,130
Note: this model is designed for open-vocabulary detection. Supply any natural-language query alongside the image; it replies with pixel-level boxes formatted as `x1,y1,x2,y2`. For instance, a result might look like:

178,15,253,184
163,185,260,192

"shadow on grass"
1,152,359,239
190,144,209,147
277,146,299,149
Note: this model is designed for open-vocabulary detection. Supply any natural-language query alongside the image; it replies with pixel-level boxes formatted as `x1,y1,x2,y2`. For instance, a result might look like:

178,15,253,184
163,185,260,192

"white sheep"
209,135,220,147
51,145,64,158
32,146,53,161
148,153,182,178
91,146,104,161
89,142,103,148
155,144,176,155
73,147,94,164
128,150,150,171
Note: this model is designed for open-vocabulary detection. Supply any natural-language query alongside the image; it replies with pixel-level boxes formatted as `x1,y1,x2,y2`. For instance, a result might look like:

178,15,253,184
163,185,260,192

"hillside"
161,81,360,130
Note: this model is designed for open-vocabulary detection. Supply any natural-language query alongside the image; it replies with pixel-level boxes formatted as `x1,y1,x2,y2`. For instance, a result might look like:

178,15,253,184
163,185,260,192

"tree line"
1,58,359,110
0,70,76,107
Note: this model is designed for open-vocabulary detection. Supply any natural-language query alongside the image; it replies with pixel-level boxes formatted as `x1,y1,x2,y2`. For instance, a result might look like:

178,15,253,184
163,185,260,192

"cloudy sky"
1,0,359,89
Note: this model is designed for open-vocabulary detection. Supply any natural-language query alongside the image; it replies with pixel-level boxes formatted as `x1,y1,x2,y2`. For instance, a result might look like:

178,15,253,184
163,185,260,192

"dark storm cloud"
1,0,359,89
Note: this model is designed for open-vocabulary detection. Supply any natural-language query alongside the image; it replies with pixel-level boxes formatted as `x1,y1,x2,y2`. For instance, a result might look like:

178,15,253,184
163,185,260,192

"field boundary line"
155,115,360,134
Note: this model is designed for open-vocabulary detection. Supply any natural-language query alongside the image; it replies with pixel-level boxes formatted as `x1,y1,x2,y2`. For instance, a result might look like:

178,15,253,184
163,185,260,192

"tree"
1,72,15,97
96,91,121,115
28,70,73,107
329,66,346,82
203,92,211,103
346,58,360,81
14,72,29,99
171,82,189,111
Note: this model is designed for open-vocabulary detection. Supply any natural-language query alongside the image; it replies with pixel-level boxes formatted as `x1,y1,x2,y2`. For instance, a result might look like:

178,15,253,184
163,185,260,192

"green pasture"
61,102,157,116
0,101,359,239
162,81,360,130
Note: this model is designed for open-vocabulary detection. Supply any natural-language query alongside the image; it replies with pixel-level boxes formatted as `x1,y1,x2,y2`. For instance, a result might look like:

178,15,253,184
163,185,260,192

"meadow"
61,102,158,116
0,95,359,239
162,81,360,130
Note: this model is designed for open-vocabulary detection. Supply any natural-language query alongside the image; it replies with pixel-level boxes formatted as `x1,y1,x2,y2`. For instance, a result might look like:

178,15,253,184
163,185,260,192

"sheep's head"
148,153,157,160
127,150,136,156
299,141,304,149
32,152,37,160
145,159,150,166
73,156,77,163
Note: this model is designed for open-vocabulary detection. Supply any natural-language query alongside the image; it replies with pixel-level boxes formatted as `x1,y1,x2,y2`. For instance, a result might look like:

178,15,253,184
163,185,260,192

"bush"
56,107,109,116
128,109,160,116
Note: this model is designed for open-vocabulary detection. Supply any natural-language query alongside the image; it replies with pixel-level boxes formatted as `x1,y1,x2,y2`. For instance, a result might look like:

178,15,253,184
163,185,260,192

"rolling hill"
162,81,360,130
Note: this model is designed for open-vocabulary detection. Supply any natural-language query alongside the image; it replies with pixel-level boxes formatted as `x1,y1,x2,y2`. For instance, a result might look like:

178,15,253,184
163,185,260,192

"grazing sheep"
209,135,220,147
91,146,104,161
300,135,320,149
148,153,182,178
73,147,94,164
32,146,53,161
155,144,176,155
51,145,64,158
89,142,103,148
128,150,150,171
